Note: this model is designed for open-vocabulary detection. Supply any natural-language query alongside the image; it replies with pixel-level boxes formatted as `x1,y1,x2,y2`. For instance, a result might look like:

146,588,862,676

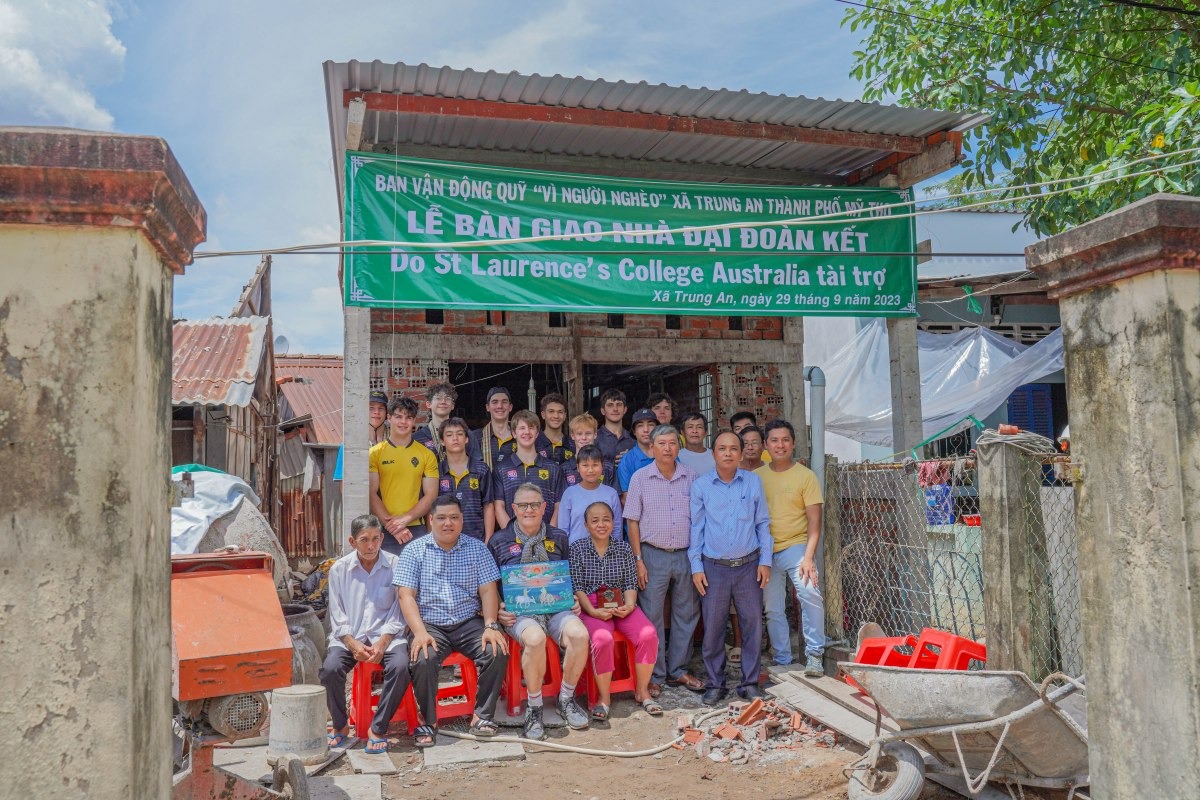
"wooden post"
822,456,845,643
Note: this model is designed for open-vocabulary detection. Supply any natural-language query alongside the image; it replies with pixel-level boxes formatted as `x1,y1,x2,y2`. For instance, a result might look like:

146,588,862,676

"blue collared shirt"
392,534,501,626
616,446,655,491
688,468,774,573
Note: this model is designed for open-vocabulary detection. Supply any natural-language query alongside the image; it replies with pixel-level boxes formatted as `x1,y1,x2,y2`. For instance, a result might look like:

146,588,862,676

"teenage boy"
413,382,457,455
595,388,635,468
489,484,591,738
676,412,715,475
645,392,675,426
438,417,495,542
617,409,659,494
368,391,389,446
320,514,410,754
558,444,622,545
535,393,574,464
491,410,564,528
562,413,616,489
469,386,516,468
369,396,440,555
758,419,826,676
738,425,765,472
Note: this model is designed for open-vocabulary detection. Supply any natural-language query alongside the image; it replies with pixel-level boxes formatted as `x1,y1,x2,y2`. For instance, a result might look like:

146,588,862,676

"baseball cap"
369,391,388,407
486,386,512,403
631,408,656,425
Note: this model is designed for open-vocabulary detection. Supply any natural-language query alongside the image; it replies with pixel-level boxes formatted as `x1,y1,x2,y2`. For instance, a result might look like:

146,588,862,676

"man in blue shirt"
617,409,658,494
689,430,773,705
394,495,509,746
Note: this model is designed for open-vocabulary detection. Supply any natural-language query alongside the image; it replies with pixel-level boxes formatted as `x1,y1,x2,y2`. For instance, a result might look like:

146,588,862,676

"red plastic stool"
433,651,479,721
910,628,987,670
581,629,638,705
348,661,420,738
853,635,918,667
502,638,563,716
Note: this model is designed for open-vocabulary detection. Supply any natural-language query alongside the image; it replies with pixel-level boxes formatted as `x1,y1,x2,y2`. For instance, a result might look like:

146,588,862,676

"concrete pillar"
1027,193,1200,800
781,317,809,455
342,306,372,543
886,316,923,459
0,129,205,800
977,442,1056,678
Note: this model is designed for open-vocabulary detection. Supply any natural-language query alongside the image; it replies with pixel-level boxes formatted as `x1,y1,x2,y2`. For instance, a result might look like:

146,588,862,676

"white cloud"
0,0,124,129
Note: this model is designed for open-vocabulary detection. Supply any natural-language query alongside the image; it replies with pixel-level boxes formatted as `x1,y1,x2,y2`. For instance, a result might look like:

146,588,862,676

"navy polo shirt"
488,521,572,568
438,456,494,541
468,427,517,465
492,452,565,524
535,432,576,466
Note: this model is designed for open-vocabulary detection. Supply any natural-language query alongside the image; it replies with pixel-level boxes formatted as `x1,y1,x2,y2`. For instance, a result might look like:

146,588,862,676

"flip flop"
667,673,704,691
365,735,388,755
468,718,499,738
640,696,664,716
591,703,610,721
327,732,349,748
413,725,437,748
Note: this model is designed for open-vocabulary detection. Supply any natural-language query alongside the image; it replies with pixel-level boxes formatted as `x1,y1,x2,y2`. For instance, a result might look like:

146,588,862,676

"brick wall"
717,363,785,427
369,309,783,340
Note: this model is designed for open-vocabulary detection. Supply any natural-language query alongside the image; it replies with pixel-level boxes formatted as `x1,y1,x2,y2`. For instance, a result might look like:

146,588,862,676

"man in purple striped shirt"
623,425,702,696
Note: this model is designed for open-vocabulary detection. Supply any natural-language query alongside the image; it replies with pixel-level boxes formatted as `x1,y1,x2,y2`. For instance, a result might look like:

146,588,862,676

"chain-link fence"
825,458,985,652
1016,453,1083,681
824,449,1084,682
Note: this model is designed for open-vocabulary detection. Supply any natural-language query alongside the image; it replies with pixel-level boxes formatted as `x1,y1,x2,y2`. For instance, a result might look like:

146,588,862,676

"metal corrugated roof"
276,355,343,446
324,61,987,188
172,316,269,407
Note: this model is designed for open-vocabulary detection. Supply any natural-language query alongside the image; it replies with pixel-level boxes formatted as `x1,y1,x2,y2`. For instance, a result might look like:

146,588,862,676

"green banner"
344,153,917,316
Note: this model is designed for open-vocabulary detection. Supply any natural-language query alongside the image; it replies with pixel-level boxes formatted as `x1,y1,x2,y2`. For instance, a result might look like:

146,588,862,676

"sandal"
591,703,610,721
667,672,704,692
640,696,664,716
647,682,662,699
327,731,349,748
365,735,388,754
413,725,437,748
468,718,499,738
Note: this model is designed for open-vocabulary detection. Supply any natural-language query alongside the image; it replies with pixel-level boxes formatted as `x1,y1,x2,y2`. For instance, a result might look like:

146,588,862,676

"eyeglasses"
513,502,543,512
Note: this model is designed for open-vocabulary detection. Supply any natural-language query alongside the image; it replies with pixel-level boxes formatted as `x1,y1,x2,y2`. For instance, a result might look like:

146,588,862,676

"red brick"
735,698,766,726
680,329,702,339
682,728,704,744
702,330,721,339
713,723,741,740
762,330,783,340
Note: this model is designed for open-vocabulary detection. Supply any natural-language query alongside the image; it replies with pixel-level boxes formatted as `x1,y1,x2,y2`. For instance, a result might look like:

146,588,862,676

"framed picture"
500,561,575,616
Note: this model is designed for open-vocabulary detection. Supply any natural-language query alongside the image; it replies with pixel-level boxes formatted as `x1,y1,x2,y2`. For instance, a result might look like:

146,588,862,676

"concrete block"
347,747,399,775
421,735,526,767
310,774,382,800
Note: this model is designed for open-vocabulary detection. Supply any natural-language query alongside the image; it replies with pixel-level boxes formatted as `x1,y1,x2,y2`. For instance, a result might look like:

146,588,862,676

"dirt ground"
331,682,966,800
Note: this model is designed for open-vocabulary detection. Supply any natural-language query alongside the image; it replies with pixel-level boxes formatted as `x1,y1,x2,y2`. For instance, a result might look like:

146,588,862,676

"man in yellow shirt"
369,396,439,555
756,419,825,676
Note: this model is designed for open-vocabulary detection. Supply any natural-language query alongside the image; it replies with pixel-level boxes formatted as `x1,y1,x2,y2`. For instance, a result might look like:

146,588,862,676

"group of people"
329,384,824,752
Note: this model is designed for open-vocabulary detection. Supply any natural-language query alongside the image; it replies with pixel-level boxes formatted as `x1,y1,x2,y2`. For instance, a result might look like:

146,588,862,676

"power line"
835,0,1200,81
1106,0,1200,17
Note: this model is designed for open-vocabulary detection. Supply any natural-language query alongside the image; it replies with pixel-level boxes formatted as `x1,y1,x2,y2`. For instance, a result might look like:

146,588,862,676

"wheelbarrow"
841,663,1089,800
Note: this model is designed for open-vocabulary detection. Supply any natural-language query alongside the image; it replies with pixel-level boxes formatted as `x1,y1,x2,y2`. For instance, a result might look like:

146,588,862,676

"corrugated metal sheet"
324,61,988,186
276,355,343,445
172,316,269,407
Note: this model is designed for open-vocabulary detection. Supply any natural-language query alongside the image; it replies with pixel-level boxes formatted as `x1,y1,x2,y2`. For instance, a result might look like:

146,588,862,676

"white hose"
439,707,728,757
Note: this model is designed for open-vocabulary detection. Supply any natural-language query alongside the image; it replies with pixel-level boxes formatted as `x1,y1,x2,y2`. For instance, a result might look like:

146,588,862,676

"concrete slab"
421,735,526,768
212,740,354,783
310,774,381,800
346,747,399,775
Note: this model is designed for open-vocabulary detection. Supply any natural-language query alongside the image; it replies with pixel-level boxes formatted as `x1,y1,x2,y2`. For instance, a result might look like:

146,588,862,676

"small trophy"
596,585,620,609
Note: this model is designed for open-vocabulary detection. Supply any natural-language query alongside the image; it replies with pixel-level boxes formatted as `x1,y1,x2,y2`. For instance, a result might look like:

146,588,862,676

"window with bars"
698,371,714,448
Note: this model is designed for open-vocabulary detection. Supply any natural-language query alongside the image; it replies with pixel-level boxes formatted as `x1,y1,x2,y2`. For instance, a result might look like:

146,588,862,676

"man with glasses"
488,484,591,739
413,382,457,456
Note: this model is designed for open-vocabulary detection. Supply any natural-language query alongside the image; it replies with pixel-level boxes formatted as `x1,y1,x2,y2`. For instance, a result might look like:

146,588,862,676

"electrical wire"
1106,0,1200,17
834,0,1200,81
921,271,1037,306
191,148,1200,259
976,427,1059,456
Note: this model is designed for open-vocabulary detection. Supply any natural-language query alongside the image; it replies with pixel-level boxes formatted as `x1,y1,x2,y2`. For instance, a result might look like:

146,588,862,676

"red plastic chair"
909,628,987,670
580,629,638,705
349,651,480,738
501,638,564,716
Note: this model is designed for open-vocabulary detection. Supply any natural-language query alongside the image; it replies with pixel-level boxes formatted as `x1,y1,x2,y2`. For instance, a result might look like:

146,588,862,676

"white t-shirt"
677,447,716,475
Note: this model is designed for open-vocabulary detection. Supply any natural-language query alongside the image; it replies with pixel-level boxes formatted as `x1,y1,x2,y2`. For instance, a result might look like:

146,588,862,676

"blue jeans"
764,541,825,664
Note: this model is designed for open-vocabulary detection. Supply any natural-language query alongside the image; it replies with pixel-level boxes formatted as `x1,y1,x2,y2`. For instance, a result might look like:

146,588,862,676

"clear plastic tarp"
818,319,1065,448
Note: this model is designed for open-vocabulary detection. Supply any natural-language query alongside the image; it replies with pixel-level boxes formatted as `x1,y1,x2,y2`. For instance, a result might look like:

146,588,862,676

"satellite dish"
274,334,290,355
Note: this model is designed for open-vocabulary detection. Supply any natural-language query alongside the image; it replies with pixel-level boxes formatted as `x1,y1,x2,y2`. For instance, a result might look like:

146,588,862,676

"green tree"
843,0,1200,234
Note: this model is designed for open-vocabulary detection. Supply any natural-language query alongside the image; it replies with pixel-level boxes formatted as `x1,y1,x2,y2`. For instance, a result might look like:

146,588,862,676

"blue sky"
2,0,876,353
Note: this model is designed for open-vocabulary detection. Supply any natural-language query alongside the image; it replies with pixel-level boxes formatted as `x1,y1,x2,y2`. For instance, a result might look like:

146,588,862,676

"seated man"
394,495,509,747
319,514,410,754
489,483,591,739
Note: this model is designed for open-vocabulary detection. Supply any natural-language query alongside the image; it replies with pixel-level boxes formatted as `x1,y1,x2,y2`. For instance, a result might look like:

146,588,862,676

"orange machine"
171,550,306,800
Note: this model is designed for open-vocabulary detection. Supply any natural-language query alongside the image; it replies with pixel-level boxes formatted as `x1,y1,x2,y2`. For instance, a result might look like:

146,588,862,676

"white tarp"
821,319,1065,448
170,470,261,554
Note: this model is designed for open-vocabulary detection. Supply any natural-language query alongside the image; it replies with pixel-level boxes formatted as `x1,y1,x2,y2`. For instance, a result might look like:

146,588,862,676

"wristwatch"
485,621,502,632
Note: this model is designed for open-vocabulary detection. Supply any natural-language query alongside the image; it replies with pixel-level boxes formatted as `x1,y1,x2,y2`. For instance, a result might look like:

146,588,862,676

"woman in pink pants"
568,502,661,719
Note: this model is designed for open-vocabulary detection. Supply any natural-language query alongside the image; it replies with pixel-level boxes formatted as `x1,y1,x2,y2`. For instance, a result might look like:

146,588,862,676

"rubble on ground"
674,697,840,766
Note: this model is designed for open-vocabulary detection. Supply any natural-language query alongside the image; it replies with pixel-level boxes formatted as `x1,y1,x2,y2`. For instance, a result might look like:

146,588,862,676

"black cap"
369,391,389,407
486,386,512,403
631,408,656,425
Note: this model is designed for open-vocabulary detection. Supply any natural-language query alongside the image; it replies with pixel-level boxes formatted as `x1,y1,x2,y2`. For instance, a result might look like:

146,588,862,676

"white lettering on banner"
821,228,869,252
616,258,704,288
711,262,813,287
454,213,520,239
738,227,815,251
375,174,409,192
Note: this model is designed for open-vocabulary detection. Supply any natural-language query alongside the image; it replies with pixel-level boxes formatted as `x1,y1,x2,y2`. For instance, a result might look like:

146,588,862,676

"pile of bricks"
674,698,839,766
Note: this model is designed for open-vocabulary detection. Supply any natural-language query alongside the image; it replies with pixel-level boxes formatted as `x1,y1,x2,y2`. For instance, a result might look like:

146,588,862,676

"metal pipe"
804,366,827,580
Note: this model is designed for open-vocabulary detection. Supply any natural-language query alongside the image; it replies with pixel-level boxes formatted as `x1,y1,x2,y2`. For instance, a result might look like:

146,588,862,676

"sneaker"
804,654,824,677
523,704,546,740
557,695,590,730
736,685,764,701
